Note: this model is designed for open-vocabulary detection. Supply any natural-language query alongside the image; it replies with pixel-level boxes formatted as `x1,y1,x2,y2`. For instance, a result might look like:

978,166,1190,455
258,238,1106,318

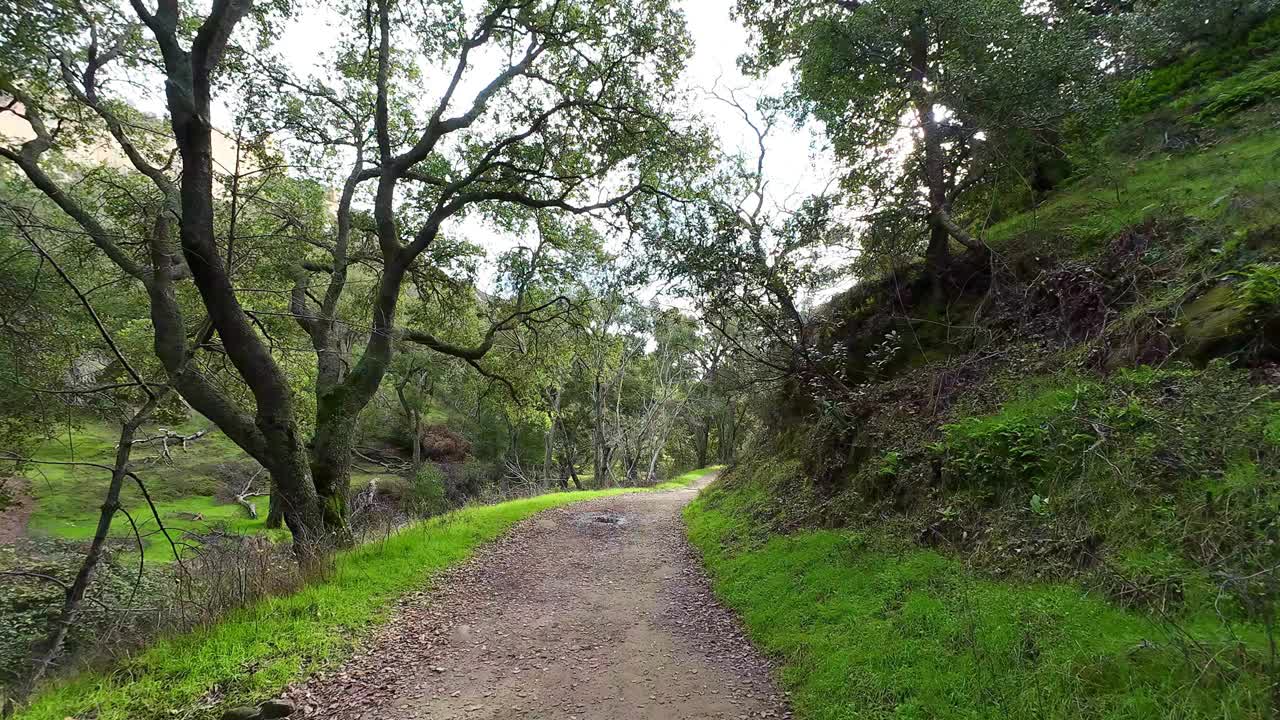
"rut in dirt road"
283,473,790,720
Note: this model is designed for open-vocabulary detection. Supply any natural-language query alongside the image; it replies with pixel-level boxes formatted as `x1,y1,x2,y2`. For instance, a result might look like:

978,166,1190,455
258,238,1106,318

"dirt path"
283,474,789,720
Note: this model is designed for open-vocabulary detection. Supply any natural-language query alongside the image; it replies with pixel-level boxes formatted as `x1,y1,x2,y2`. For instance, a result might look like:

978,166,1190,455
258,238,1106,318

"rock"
258,699,295,719
1177,285,1247,362
220,708,261,720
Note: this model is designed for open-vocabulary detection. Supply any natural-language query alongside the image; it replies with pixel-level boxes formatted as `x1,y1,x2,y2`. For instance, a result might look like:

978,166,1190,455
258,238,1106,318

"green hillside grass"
984,128,1280,252
684,21,1280,720
686,499,1272,720
20,421,381,562
653,464,724,489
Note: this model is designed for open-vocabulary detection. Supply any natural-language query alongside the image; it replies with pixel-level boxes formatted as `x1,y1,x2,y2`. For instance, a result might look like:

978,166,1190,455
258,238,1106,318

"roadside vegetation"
688,506,1271,719
14,486,640,720
685,6,1280,719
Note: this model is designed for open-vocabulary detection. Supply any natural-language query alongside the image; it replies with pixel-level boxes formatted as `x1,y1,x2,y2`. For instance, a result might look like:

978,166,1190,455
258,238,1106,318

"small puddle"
576,511,627,527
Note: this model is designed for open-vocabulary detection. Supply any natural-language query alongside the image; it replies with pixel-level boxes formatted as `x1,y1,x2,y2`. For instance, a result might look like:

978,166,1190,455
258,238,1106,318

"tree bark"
266,488,284,528
592,378,609,487
544,385,561,485
695,416,711,469
907,12,985,283
135,0,334,557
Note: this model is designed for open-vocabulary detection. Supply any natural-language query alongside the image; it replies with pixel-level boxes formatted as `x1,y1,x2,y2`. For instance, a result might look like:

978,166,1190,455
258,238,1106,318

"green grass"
652,465,724,490
1119,14,1280,118
15,486,639,720
20,422,392,562
686,497,1274,720
984,128,1280,252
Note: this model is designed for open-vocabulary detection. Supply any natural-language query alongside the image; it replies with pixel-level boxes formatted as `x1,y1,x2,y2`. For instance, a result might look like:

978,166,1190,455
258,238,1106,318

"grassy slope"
984,128,1280,251
15,486,639,720
688,493,1269,720
684,25,1280,720
21,420,380,561
652,464,725,490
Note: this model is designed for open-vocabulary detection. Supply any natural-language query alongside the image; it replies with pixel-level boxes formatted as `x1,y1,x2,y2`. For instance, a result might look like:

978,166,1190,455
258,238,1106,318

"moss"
1178,284,1253,362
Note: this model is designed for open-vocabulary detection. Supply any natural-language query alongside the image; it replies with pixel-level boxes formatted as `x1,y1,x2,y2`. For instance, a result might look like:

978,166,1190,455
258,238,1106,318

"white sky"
4,1,844,299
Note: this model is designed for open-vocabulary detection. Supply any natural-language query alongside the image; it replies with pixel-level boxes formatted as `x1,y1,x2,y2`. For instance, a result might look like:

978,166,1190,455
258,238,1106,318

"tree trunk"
394,369,425,474
411,408,422,473
695,416,711,468
907,13,984,284
717,407,737,465
261,423,328,560
544,386,560,485
157,15,333,557
907,15,952,282
307,399,360,547
645,445,662,484
592,378,609,487
266,488,284,528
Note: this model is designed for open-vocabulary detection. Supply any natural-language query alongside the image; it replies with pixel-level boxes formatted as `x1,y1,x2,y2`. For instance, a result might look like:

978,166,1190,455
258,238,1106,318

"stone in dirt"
258,700,295,718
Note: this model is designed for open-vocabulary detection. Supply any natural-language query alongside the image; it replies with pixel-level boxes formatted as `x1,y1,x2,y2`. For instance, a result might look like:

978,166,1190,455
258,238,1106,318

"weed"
1194,68,1280,123
409,464,448,516
937,383,1100,493
1229,263,1280,315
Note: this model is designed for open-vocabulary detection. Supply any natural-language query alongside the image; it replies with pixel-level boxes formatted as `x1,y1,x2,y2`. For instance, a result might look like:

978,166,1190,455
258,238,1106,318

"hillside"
688,21,1280,720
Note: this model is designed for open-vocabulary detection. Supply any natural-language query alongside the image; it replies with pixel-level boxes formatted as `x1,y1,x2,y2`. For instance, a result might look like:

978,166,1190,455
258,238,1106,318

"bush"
1193,68,1280,122
1119,11,1280,117
0,541,167,691
937,384,1097,492
418,425,471,463
409,465,448,517
1230,262,1280,315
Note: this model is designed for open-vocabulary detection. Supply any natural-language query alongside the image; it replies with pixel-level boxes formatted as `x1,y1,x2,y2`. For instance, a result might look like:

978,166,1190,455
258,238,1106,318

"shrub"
1193,68,1280,122
1265,405,1280,447
409,465,448,517
1229,262,1280,315
1120,12,1280,117
418,425,471,463
938,385,1095,492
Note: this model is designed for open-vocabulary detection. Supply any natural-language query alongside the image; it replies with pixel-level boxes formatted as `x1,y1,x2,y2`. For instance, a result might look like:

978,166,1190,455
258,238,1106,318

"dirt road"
284,474,789,719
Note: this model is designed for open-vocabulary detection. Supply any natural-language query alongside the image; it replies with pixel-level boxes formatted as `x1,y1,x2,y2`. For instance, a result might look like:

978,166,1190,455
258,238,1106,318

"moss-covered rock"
1177,284,1252,362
